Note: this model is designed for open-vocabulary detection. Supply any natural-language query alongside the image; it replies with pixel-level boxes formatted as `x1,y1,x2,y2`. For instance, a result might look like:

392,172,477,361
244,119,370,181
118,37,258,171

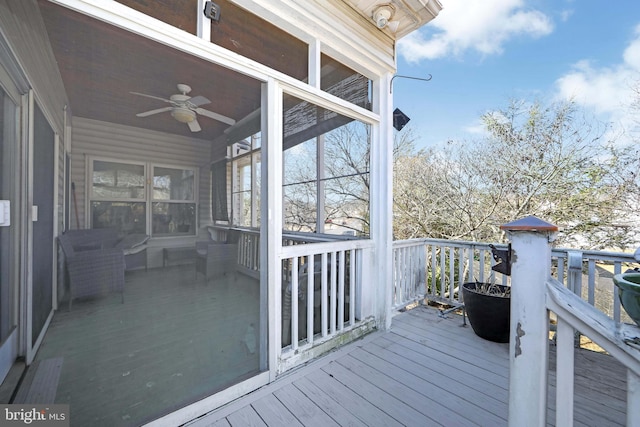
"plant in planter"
462,281,511,343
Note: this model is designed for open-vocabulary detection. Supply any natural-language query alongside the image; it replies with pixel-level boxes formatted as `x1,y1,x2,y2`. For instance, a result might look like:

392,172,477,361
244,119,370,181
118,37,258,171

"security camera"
204,1,221,22
372,6,393,29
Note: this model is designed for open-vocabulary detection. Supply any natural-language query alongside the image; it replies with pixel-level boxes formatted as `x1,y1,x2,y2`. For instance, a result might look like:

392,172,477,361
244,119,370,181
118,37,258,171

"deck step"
12,357,63,404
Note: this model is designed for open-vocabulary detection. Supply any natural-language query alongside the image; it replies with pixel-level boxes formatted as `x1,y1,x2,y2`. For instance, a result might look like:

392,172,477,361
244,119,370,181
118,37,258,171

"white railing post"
502,216,558,427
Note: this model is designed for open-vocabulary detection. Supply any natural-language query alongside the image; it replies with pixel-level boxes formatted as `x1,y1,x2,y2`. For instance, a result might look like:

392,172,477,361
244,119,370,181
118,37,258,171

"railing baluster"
404,246,409,301
478,248,486,283
416,246,420,300
557,256,566,285
555,317,575,426
614,261,622,323
468,247,475,284
349,249,355,325
395,248,402,305
307,256,314,345
291,257,299,351
439,246,446,300
431,245,437,297
321,252,328,337
338,250,345,331
588,259,596,305
402,247,406,304
458,247,465,304
448,247,455,303
330,251,337,335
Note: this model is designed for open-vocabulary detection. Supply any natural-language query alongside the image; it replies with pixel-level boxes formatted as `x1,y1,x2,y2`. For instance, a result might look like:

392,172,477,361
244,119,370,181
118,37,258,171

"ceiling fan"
131,83,235,132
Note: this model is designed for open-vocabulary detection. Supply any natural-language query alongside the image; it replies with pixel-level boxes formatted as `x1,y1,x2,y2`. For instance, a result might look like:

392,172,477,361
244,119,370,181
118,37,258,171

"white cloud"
398,0,554,62
555,24,640,139
560,9,574,22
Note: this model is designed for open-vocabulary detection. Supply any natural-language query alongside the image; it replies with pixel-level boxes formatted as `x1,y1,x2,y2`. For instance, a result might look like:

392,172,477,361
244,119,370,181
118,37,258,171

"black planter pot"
462,282,510,343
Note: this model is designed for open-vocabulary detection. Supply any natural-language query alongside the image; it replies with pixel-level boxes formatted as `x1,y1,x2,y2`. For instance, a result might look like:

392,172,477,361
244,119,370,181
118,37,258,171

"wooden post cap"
500,215,558,232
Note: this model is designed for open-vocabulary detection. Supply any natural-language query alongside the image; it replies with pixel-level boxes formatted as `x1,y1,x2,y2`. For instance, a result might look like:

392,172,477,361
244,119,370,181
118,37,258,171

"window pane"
91,201,146,234
152,202,196,235
282,96,370,236
254,154,261,226
93,161,145,199
234,157,251,192
153,167,194,201
283,183,317,232
232,192,252,227
321,54,371,111
283,139,316,186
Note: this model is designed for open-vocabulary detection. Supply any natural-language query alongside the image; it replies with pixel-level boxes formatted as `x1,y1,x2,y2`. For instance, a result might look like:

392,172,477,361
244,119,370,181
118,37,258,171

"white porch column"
502,216,558,427
371,72,394,330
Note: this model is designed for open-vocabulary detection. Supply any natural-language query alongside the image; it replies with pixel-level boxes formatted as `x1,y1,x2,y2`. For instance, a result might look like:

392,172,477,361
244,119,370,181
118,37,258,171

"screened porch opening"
28,2,268,426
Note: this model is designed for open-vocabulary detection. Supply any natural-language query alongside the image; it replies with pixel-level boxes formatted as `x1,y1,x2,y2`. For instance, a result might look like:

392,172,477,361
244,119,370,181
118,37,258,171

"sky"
393,0,640,150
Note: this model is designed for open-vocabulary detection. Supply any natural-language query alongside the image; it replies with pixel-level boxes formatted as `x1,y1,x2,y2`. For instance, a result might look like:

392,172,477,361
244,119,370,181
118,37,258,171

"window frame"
88,157,198,237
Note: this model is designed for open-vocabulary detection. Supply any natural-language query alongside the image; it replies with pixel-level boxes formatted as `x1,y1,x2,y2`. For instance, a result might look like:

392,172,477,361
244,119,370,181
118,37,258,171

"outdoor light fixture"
204,1,221,22
372,4,395,30
393,108,410,131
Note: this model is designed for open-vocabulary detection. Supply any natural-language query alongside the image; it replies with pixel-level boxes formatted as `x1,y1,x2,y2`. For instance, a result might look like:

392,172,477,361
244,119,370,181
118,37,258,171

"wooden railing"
546,277,640,426
392,238,510,310
207,225,376,371
391,238,637,323
500,219,640,426
279,238,375,370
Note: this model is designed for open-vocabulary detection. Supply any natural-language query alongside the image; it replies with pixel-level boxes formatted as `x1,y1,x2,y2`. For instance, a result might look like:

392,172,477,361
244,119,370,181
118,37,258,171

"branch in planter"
473,281,511,298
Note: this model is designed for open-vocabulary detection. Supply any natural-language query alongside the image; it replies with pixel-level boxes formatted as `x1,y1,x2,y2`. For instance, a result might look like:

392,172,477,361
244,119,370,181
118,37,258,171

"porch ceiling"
38,1,262,145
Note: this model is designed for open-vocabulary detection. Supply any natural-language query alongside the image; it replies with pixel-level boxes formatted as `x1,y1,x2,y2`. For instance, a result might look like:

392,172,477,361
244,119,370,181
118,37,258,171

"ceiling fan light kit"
171,107,196,123
131,83,235,132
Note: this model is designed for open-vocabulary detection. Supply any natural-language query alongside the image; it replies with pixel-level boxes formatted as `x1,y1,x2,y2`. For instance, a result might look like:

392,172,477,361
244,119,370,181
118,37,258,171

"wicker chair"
194,229,241,281
58,229,125,310
195,241,238,280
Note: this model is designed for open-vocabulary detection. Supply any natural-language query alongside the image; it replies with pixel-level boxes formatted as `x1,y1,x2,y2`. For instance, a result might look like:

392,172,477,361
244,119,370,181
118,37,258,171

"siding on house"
0,0,68,133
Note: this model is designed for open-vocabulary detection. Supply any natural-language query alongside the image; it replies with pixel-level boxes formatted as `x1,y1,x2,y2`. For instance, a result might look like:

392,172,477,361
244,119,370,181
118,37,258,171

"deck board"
292,377,368,427
225,405,266,427
250,393,303,426
190,305,627,427
320,360,434,426
273,383,341,427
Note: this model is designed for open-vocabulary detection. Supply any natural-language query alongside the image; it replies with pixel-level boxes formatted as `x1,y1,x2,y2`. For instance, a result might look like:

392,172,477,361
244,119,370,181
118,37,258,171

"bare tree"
393,100,640,249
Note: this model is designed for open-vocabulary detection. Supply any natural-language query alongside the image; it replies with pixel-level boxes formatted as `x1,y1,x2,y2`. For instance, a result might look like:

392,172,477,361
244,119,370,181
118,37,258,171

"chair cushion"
115,234,150,250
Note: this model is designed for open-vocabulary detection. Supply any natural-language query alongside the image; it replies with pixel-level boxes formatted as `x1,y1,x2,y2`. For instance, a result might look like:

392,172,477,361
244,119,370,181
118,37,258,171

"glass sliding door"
30,101,55,349
0,68,20,383
31,3,270,424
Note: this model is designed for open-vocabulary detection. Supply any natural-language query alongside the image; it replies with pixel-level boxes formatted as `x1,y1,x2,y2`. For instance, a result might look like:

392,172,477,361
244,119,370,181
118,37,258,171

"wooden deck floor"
187,305,627,427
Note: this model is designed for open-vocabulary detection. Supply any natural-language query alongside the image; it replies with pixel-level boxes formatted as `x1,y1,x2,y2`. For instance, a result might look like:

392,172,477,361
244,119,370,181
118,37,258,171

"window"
282,95,371,237
90,159,196,236
152,166,196,235
228,135,261,228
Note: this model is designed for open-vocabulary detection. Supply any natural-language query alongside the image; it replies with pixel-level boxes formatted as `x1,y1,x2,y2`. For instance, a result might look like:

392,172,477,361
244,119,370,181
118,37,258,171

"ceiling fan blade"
136,106,172,117
130,92,171,103
188,95,211,107
195,108,236,125
188,118,202,132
